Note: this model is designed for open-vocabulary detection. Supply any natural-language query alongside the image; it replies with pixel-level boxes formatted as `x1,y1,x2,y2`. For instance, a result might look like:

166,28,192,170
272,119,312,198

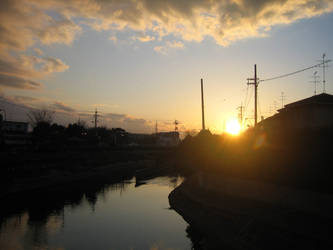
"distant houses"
155,132,180,147
260,93,333,130
0,110,181,149
0,120,30,146
127,131,180,147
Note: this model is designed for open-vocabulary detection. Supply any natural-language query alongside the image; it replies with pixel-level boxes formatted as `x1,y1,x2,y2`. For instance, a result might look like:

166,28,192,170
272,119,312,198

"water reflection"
0,176,190,250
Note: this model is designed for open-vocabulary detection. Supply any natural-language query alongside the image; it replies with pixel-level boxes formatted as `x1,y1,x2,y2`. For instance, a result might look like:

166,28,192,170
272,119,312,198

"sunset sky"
1,0,333,133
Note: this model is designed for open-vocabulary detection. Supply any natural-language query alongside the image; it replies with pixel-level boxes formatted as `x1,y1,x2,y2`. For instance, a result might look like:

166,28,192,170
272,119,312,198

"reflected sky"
0,177,190,250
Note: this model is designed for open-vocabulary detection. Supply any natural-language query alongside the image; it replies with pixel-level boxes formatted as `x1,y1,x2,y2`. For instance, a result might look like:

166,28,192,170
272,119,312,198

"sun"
225,119,241,135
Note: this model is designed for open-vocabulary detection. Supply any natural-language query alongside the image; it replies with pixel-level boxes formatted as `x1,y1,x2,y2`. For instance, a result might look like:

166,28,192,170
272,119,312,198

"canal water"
0,176,192,250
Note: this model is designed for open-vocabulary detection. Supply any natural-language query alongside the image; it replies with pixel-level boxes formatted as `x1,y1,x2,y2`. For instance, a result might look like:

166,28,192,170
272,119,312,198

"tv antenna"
310,71,320,95
318,53,330,93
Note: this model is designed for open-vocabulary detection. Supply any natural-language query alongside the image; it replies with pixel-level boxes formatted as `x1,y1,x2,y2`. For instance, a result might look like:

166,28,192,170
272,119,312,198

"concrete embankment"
169,174,333,250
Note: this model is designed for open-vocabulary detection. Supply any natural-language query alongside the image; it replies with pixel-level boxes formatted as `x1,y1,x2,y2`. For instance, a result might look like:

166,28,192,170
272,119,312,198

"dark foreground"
0,148,179,199
169,174,333,250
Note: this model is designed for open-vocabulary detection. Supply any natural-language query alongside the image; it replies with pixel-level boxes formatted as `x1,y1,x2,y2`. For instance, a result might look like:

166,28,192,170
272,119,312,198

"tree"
67,122,87,138
27,109,55,127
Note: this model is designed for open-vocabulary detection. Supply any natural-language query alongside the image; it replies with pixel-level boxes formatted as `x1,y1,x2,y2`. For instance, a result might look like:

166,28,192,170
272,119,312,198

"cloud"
39,57,69,73
38,19,81,45
135,35,155,42
33,48,43,56
12,95,40,103
102,113,153,132
0,0,71,90
167,41,184,48
154,40,184,54
0,74,41,90
153,46,166,54
1,0,332,55
0,0,332,89
104,113,127,121
51,101,76,113
0,55,69,90
109,35,118,43
50,0,332,46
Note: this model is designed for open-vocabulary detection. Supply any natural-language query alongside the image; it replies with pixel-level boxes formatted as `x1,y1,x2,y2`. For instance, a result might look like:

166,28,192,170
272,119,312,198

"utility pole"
247,64,259,126
201,78,206,130
280,92,286,108
94,109,98,129
237,103,244,128
174,120,179,132
155,120,158,134
92,109,99,136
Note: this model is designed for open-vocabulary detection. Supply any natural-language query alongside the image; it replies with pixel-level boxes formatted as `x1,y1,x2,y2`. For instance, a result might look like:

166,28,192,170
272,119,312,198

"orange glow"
225,119,241,135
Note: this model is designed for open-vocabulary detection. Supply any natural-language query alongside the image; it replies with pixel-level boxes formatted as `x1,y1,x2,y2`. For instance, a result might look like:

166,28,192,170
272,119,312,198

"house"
260,93,333,130
0,120,31,146
1,120,29,133
156,132,180,146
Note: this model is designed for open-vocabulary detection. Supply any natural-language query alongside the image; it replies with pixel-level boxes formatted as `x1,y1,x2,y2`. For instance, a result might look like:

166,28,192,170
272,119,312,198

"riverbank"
0,148,179,199
169,174,333,249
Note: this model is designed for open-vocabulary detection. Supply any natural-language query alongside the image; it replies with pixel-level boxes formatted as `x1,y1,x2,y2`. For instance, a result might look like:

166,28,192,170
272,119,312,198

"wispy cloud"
33,48,43,56
109,35,118,43
154,40,184,54
134,35,156,42
51,101,76,113
0,75,41,90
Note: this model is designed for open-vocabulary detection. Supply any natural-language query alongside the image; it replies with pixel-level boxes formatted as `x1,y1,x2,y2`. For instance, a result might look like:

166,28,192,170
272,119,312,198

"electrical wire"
260,60,331,83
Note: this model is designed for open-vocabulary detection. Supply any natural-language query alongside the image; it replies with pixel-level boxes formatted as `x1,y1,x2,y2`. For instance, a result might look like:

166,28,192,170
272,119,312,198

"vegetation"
27,109,55,127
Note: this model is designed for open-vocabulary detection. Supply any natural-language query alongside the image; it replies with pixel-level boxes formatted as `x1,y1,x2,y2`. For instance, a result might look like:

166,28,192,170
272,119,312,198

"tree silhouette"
27,109,55,127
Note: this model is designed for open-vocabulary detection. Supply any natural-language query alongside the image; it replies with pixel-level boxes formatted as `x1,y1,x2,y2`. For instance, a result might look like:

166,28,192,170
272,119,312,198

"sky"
1,0,333,134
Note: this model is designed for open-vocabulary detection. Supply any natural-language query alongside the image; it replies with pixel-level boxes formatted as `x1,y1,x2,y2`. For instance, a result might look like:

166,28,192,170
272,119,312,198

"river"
0,176,192,250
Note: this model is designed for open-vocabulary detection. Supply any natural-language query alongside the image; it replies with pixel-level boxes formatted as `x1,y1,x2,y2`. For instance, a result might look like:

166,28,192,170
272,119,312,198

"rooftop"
281,93,333,110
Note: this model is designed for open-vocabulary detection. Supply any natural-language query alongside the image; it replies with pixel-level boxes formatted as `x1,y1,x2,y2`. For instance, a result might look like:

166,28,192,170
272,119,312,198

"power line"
260,59,331,83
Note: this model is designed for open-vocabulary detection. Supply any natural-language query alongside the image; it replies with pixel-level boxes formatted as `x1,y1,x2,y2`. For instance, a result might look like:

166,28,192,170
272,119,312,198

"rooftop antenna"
201,78,206,130
280,92,286,108
318,53,330,93
310,71,320,96
322,53,327,93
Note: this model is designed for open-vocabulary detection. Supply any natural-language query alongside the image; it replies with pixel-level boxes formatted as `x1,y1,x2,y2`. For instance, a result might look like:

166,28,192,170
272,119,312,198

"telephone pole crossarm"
246,64,259,126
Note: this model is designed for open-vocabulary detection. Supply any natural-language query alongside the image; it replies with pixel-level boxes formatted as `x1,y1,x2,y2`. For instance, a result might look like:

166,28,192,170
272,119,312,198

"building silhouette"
260,93,333,130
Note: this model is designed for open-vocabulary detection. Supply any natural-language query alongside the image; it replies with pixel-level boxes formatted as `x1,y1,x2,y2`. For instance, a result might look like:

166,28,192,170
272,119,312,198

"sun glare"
225,119,241,135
